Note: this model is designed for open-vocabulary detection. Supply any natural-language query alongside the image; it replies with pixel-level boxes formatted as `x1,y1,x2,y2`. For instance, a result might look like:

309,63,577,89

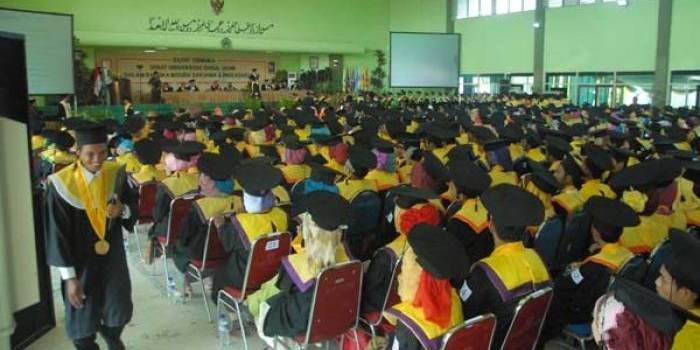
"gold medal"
95,240,110,255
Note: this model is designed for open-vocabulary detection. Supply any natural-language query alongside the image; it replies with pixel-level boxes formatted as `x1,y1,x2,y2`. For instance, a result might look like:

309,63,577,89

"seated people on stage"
455,184,551,350
145,141,204,264
445,159,493,262
336,144,378,200
276,135,311,186
362,187,441,316
541,196,640,343
655,230,700,348
162,82,174,92
176,82,187,92
245,191,351,347
211,160,288,297
39,130,77,178
385,224,470,350
178,79,199,92
128,139,166,186
173,152,240,296
210,80,221,91
223,82,235,91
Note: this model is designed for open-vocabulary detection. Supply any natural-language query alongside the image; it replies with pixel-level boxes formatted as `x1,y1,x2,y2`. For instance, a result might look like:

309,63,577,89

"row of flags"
344,67,370,93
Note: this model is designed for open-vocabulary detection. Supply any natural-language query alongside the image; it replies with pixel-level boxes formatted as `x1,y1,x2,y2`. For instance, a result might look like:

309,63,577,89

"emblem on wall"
221,37,232,49
210,0,224,15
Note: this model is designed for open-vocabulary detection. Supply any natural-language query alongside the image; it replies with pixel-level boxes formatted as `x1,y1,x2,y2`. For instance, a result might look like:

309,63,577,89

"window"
549,0,563,7
580,0,597,4
564,0,579,6
468,0,480,17
616,73,654,106
670,71,700,108
456,0,468,19
510,0,524,12
480,0,493,16
524,0,537,10
496,0,509,14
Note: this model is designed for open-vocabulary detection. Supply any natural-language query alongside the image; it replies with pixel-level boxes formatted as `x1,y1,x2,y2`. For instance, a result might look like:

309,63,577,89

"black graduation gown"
540,262,611,342
148,184,173,239
211,221,248,297
45,167,137,340
262,267,313,337
361,249,393,315
456,268,523,350
391,323,422,350
446,219,494,262
173,205,210,273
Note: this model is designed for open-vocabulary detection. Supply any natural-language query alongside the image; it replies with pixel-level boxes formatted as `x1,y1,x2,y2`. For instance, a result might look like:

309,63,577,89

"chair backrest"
616,254,648,284
500,287,553,350
554,210,592,272
643,238,672,290
240,232,291,299
137,182,159,224
196,218,229,270
347,190,382,238
441,314,497,350
303,260,363,345
533,216,564,270
165,194,200,246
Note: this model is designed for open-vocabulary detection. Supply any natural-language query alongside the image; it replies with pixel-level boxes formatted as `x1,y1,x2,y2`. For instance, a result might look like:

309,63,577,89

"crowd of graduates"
33,91,700,349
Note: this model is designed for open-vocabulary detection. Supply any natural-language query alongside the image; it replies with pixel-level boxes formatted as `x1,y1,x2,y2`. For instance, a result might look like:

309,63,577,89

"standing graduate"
45,123,137,350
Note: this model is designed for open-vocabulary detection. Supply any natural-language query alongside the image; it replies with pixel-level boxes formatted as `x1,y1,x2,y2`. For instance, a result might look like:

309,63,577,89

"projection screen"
390,32,460,88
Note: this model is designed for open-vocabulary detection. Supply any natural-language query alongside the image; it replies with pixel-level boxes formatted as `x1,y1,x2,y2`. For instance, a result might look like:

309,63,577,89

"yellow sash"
130,165,166,185
584,243,633,273
476,242,551,301
672,308,700,350
489,169,518,187
620,215,669,254
161,172,200,197
385,291,463,350
337,178,378,201
398,163,414,184
551,188,585,215
195,195,241,220
452,198,490,234
235,208,288,247
283,246,351,292
581,179,616,202
526,148,546,163
366,169,400,191
278,164,311,185
73,162,120,239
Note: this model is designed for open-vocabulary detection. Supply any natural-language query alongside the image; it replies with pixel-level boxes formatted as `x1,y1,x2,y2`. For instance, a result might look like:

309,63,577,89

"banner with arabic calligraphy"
96,50,275,92
147,16,274,35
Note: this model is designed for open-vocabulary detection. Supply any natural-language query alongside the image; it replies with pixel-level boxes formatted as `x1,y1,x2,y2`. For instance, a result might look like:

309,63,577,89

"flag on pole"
92,67,102,97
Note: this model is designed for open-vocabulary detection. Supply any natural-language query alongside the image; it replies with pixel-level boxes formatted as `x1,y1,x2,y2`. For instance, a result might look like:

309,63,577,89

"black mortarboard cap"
408,223,471,279
583,144,614,171
666,229,700,294
545,136,572,158
448,160,491,196
347,145,376,172
235,161,282,195
303,191,352,230
162,141,205,160
43,130,75,150
74,122,108,146
133,139,161,165
392,186,438,209
529,159,561,195
123,117,146,134
309,164,342,185
585,196,639,228
197,152,236,181
481,184,544,227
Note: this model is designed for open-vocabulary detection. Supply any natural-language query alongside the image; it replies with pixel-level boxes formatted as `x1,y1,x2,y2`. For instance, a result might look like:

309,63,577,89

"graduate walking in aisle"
45,123,137,350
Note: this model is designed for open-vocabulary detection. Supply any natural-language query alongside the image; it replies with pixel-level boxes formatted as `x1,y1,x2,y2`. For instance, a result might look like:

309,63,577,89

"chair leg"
353,329,360,350
196,270,213,323
133,224,144,262
234,300,249,350
162,245,171,293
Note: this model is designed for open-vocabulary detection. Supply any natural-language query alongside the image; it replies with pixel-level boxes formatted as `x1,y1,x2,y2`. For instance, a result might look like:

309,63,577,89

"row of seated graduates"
30,92,700,349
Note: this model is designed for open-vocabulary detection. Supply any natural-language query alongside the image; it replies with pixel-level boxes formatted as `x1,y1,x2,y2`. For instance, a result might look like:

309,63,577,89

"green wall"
670,0,700,70
456,0,700,75
390,0,447,33
545,0,658,72
456,11,534,74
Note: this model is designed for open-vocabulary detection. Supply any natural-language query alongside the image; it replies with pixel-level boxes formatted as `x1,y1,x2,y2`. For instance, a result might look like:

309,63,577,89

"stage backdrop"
96,49,279,101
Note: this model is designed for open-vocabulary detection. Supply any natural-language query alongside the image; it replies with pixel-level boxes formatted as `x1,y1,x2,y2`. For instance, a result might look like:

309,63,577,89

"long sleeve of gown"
361,250,392,314
45,183,77,268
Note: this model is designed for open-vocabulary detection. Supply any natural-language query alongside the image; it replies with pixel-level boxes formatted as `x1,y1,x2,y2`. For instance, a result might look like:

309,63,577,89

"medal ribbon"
74,164,108,240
